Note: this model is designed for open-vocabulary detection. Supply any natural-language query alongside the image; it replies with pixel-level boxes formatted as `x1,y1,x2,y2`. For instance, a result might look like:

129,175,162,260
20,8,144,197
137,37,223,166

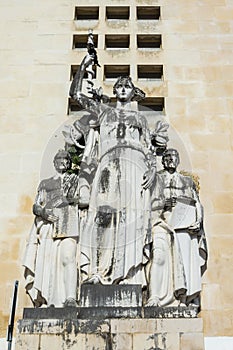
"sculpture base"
16,286,203,349
16,316,204,350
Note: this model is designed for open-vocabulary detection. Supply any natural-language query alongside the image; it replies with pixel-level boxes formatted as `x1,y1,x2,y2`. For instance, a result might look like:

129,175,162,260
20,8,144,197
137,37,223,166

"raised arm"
69,54,107,117
69,54,94,99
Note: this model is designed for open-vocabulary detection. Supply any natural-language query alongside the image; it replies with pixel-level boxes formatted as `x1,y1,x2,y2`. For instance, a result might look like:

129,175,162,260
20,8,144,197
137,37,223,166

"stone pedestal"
16,318,204,350
16,286,204,350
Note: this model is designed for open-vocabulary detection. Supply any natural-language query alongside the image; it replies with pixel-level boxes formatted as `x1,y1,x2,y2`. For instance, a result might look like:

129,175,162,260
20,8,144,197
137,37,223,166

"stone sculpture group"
23,34,207,310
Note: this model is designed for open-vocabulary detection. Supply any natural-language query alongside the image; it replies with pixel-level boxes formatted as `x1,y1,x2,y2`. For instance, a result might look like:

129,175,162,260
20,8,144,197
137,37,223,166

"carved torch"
86,29,100,95
86,30,109,103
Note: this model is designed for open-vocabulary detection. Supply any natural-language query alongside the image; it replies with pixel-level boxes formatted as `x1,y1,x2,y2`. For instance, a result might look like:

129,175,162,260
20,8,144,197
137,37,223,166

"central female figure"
70,54,156,286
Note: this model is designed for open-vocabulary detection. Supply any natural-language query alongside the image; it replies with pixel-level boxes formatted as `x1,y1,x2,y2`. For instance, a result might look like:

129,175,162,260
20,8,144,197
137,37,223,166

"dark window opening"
106,7,130,20
138,97,164,112
137,6,160,20
73,34,98,49
138,65,163,79
68,98,83,113
137,35,162,48
105,35,130,49
104,65,130,79
74,7,99,20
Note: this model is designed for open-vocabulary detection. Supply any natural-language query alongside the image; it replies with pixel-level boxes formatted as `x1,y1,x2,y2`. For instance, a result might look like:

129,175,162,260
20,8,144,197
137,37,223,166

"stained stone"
80,284,142,307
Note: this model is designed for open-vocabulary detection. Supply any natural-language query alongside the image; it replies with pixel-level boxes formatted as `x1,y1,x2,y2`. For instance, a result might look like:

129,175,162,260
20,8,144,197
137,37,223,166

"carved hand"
42,208,58,223
82,54,94,69
164,197,177,209
188,220,201,232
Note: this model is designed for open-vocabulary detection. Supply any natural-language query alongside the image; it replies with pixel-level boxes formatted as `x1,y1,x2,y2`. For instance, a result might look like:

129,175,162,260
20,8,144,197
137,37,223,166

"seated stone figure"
23,150,79,307
147,148,208,307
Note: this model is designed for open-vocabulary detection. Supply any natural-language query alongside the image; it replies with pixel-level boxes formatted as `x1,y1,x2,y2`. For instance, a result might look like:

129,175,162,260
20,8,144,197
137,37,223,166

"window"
106,7,130,20
74,7,99,20
73,34,98,49
104,65,130,79
138,65,163,79
70,65,96,80
105,35,130,49
138,97,164,111
137,6,160,20
68,98,83,113
137,35,162,49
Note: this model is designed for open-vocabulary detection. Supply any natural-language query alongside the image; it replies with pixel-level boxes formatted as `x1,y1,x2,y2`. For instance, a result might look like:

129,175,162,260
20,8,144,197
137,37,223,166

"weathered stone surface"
15,333,40,350
80,284,142,307
180,332,204,350
133,332,180,350
23,307,142,320
1,0,233,340
16,318,205,350
18,319,110,335
22,304,198,320
144,305,198,319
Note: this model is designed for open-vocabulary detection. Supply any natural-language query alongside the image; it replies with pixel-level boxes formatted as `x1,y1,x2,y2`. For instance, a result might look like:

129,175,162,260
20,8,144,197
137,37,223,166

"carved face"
162,151,180,172
54,156,71,174
114,79,134,102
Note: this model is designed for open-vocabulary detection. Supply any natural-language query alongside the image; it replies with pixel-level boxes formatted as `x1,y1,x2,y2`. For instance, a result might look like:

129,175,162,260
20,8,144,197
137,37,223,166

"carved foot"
83,275,101,284
119,279,129,285
145,296,161,307
63,297,77,307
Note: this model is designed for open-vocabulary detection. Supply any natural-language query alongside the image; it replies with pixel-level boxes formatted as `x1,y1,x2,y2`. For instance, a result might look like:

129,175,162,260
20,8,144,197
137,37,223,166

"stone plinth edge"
23,304,198,320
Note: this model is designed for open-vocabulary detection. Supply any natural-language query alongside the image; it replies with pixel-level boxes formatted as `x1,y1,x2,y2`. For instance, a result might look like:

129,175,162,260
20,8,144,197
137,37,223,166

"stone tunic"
150,170,207,305
23,173,79,307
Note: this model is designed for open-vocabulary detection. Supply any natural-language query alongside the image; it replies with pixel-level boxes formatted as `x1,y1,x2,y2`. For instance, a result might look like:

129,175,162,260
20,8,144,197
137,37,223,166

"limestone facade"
0,0,232,339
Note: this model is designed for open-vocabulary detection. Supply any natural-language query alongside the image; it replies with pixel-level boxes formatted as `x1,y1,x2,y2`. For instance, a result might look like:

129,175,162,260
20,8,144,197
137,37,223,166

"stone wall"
0,0,232,339
16,318,205,350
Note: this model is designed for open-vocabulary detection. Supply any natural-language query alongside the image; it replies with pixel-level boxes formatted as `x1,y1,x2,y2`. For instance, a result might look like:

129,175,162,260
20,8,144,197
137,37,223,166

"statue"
22,29,208,312
147,149,208,307
23,150,79,307
69,44,164,286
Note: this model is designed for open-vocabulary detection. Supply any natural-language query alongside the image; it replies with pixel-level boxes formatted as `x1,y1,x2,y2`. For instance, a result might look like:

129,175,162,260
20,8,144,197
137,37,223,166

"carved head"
53,149,72,174
162,148,180,173
113,76,145,102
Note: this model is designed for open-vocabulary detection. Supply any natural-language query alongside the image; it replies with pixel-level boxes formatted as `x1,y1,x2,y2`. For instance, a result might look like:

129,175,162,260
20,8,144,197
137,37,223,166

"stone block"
15,334,40,350
201,310,233,336
180,332,204,350
202,283,222,310
111,319,157,334
156,318,203,333
39,332,108,349
190,133,231,152
212,192,233,214
112,333,133,350
165,97,186,115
